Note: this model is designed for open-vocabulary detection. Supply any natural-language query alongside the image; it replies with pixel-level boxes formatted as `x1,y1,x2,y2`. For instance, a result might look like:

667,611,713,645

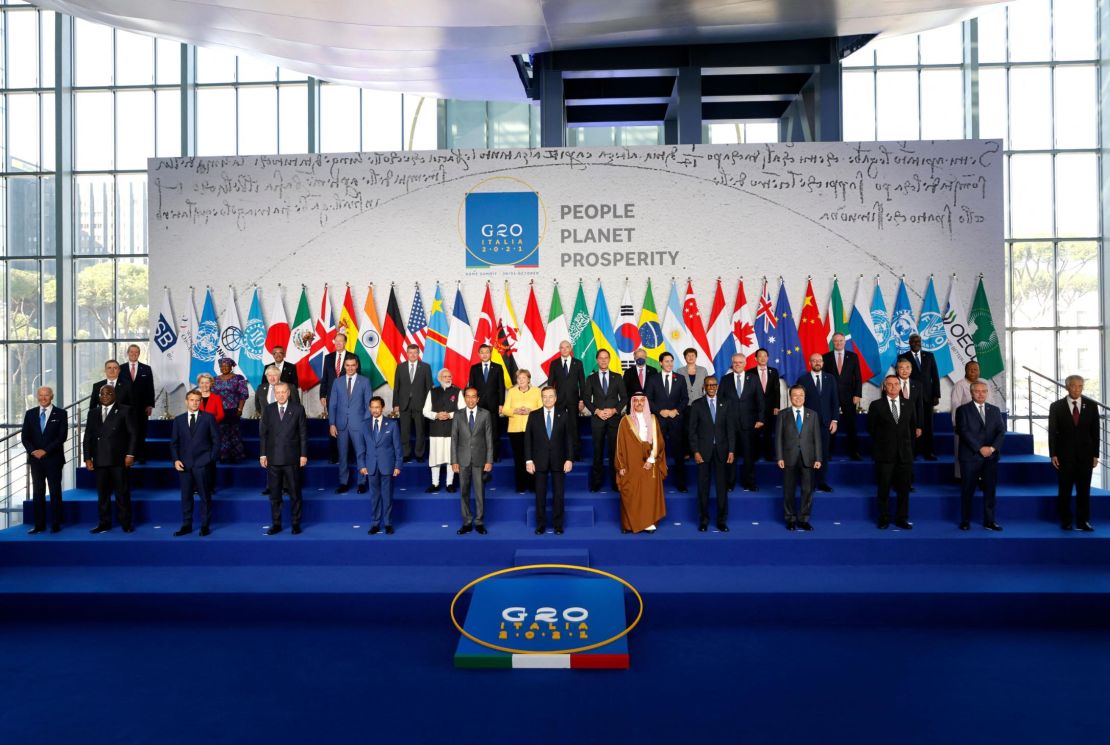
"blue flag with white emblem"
917,276,954,379
870,281,897,380
774,281,806,385
890,278,915,355
239,287,266,389
190,288,220,388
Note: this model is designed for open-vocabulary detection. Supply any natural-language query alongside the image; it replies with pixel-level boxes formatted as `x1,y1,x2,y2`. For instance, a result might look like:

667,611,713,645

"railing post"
1026,373,1033,436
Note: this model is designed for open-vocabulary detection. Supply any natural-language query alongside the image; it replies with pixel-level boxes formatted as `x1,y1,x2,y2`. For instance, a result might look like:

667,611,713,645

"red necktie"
638,368,644,387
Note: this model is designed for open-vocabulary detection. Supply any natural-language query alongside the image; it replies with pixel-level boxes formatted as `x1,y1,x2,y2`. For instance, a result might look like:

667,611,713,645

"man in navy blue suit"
358,396,403,534
21,386,68,534
170,389,221,536
645,351,690,492
524,386,576,534
954,381,1005,532
795,353,839,492
717,352,765,492
329,356,372,493
687,376,736,532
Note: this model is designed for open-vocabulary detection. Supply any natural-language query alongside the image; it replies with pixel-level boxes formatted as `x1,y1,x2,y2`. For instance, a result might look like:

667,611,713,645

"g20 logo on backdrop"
459,177,547,269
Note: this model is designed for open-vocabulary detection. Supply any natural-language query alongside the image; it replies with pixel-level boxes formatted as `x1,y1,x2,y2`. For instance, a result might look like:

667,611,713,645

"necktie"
103,406,109,420
915,352,921,366
737,373,743,395
795,409,802,433
978,404,985,424
279,405,285,420
410,363,415,382
336,353,343,376
890,398,899,423
40,409,46,431
564,359,570,375
546,410,553,438
131,363,137,380
902,380,908,397
709,398,716,422
815,374,821,393
347,376,354,397
483,363,489,381
375,418,380,438
1073,401,1080,425
665,374,671,395
601,372,608,395
759,368,767,391
638,368,645,387
469,410,475,432
189,413,196,431
837,352,843,374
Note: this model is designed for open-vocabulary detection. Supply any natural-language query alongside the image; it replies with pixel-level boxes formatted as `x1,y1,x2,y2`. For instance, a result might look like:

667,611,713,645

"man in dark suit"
646,351,690,492
895,359,925,441
393,343,434,462
170,389,220,536
867,375,915,530
259,382,308,535
468,344,506,466
451,387,494,535
329,356,372,493
584,349,627,492
524,386,575,534
898,334,941,460
547,339,586,460
687,376,736,532
718,352,765,492
262,345,299,389
1048,375,1100,531
954,381,1005,531
622,347,659,398
320,331,358,463
752,348,781,461
254,364,301,418
795,353,839,492
823,332,863,460
21,386,68,534
356,396,403,535
83,385,138,533
776,385,823,531
90,359,132,408
120,345,155,462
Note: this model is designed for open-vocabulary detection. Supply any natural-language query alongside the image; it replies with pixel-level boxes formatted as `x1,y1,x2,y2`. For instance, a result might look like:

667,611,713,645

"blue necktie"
546,410,553,439
375,418,380,439
795,410,802,433
709,398,716,422
601,373,608,395
40,409,46,431
469,410,475,432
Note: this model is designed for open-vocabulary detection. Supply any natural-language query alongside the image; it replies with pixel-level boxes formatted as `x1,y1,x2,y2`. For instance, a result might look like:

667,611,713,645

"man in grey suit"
451,386,493,535
776,385,822,531
393,343,434,462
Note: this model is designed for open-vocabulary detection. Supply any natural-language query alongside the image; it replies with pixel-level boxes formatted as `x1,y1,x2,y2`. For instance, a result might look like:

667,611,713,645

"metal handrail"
1023,366,1110,489
1021,366,1110,411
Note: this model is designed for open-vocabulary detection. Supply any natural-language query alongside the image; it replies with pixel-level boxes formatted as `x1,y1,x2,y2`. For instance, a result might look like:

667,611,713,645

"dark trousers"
875,461,911,522
657,414,686,490
534,467,566,531
696,452,729,525
179,464,213,529
758,417,777,461
590,415,620,490
267,464,303,528
1056,459,1093,525
95,465,131,528
482,404,502,461
730,427,758,489
397,408,426,459
508,432,534,493
914,402,936,457
959,457,998,524
558,404,582,459
782,461,814,523
816,426,832,487
830,401,859,456
134,410,150,460
29,460,63,530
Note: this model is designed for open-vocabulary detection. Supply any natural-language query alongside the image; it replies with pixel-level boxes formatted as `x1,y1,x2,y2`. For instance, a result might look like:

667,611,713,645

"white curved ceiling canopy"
32,0,1001,100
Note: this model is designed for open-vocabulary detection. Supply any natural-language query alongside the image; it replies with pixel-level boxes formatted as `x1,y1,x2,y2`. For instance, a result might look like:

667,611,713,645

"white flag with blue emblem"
150,287,187,399
215,286,243,372
189,288,221,389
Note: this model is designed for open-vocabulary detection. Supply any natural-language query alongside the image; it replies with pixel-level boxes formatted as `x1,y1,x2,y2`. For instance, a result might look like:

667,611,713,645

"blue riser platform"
34,484,1107,526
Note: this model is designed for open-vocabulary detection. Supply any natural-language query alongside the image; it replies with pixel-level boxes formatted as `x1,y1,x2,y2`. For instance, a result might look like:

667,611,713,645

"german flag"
378,285,407,388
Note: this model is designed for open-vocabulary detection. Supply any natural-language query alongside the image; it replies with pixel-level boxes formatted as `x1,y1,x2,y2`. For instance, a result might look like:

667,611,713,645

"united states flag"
405,285,428,352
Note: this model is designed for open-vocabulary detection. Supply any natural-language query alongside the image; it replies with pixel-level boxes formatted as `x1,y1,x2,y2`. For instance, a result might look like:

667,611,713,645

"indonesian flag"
263,287,289,365
682,280,713,362
516,284,548,385
445,287,474,386
733,280,758,370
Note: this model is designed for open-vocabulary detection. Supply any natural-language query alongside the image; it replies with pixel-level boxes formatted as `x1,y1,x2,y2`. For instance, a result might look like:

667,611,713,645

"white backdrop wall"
148,140,1003,415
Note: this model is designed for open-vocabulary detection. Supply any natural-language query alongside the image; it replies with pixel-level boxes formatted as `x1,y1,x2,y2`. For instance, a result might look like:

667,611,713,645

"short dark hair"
185,389,202,400
105,359,120,368
659,351,674,363
406,343,419,352
703,376,718,387
272,345,285,352
788,384,806,395
884,374,899,384
479,343,492,352
463,386,479,397
596,349,610,360
541,385,557,394
755,348,768,357
369,395,385,408
682,347,698,358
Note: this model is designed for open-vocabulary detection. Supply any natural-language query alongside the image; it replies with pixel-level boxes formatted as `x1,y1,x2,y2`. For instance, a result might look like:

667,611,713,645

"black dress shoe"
199,526,211,536
850,453,863,461
716,523,730,533
356,483,368,494
534,527,545,535
122,525,135,533
425,484,441,493
328,459,339,465
621,528,632,534
697,522,708,533
554,528,563,535
368,525,380,535
90,525,110,534
786,522,796,531
335,484,350,494
475,525,488,535
457,525,472,535
445,483,459,493
676,486,688,493
959,521,970,531
403,456,413,463
877,521,889,530
385,526,394,535
816,484,833,492
261,488,271,496
291,525,302,535
482,473,491,483
1077,522,1095,532
908,485,916,492
924,454,938,461
50,526,61,534
984,522,1003,532
173,527,192,537
28,527,44,535
267,526,282,535
744,484,759,492
798,522,813,531
894,520,913,530
1061,522,1073,531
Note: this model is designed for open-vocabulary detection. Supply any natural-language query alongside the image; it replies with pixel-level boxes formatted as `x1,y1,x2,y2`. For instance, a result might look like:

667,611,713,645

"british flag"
754,278,782,369
405,285,428,352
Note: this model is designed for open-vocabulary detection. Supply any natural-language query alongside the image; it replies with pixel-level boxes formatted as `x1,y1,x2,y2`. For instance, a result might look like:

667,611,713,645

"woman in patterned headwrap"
615,392,667,534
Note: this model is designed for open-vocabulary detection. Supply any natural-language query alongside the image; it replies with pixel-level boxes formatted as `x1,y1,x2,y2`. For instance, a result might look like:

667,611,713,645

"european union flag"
774,281,805,385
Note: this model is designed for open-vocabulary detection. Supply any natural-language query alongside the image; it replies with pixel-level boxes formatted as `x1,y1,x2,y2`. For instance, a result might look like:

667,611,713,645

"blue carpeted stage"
1,415,1108,744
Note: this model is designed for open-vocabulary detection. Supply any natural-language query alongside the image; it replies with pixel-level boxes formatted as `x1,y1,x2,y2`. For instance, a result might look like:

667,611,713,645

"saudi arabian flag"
970,276,1004,379
569,282,597,376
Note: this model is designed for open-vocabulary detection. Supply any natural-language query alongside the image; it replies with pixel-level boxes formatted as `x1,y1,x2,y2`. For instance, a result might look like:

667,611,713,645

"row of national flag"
150,276,1004,399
